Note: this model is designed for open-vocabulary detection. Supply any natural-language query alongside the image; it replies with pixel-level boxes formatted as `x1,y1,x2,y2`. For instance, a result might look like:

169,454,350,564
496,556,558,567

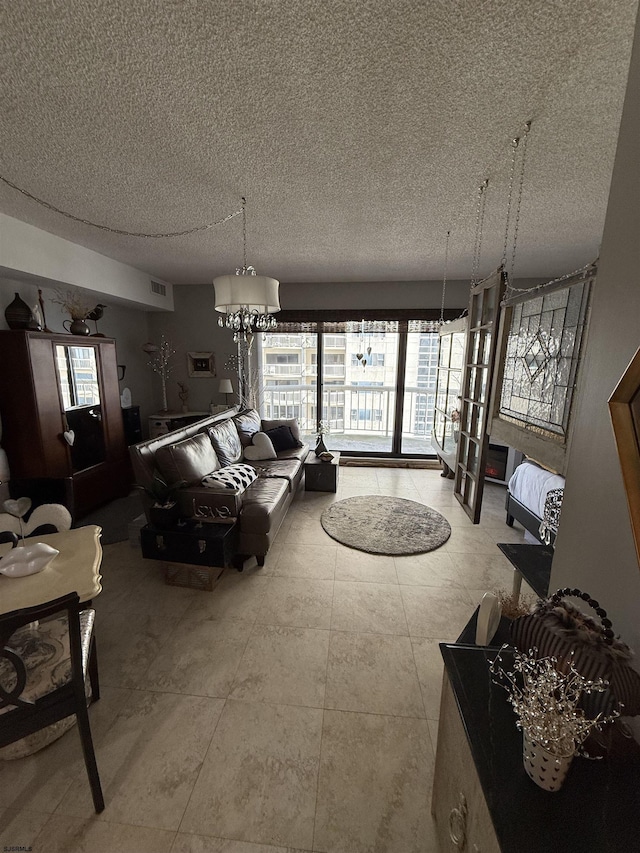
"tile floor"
0,467,532,853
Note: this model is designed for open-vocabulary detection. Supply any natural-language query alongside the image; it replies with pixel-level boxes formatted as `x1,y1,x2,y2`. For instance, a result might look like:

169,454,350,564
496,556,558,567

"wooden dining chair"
0,592,104,812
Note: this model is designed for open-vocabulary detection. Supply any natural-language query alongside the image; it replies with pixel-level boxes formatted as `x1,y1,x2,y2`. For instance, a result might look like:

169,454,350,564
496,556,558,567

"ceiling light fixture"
214,197,280,342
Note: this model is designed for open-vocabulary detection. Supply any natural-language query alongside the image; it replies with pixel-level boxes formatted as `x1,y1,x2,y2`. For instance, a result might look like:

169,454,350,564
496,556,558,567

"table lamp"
219,378,234,407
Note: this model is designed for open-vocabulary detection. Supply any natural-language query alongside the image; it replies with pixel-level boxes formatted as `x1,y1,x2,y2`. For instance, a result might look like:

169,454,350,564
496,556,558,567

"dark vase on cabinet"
0,330,131,519
4,293,35,330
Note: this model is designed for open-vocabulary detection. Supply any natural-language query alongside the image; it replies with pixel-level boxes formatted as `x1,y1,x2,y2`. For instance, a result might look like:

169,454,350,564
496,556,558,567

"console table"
432,643,640,852
148,411,210,438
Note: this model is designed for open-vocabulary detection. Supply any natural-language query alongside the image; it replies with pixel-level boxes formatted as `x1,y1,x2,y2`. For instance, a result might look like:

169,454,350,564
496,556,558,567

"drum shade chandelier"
214,197,280,342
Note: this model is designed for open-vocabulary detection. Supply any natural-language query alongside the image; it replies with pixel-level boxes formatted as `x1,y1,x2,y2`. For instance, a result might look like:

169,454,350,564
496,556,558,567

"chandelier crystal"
214,197,280,342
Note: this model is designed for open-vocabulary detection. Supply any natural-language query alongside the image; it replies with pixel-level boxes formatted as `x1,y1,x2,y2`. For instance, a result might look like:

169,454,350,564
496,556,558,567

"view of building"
259,323,440,454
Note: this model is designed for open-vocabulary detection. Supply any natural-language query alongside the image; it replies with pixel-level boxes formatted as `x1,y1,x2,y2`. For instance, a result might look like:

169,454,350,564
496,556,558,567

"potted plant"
137,472,184,528
490,647,620,791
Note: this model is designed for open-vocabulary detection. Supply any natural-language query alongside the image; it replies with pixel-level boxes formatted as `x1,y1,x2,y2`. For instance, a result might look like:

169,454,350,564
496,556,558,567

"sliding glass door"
259,319,440,456
321,327,398,453
400,324,439,454
260,332,318,438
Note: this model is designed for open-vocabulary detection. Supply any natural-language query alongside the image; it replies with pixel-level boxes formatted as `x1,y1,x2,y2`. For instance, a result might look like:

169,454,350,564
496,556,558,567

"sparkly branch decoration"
490,646,620,790
491,646,620,755
142,335,175,412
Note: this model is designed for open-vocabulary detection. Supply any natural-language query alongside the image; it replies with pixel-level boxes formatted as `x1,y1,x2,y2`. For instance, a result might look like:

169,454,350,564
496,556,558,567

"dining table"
0,525,103,615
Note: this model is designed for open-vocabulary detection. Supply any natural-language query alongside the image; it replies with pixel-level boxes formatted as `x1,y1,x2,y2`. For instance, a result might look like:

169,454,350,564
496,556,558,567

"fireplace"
485,443,523,485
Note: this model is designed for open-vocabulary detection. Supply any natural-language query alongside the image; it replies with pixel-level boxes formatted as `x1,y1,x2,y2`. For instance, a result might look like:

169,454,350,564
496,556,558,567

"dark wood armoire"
0,330,130,518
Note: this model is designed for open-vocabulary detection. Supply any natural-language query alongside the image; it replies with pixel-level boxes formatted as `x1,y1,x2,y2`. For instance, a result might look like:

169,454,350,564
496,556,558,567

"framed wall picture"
187,351,216,378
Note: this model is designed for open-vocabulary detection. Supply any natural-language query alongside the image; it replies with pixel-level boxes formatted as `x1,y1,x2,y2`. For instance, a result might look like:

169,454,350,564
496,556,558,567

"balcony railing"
261,382,437,452
263,364,303,376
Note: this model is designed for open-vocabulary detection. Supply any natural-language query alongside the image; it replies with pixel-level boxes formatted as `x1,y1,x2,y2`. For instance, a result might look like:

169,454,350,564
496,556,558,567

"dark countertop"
496,542,553,599
441,643,640,853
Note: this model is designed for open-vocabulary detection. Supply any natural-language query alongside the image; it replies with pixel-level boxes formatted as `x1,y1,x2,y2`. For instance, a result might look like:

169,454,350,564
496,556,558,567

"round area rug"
320,495,451,555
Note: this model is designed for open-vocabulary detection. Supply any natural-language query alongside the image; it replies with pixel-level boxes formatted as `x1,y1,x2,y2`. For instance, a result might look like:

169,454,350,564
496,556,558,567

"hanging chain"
241,196,248,271
439,229,451,325
508,120,532,286
471,179,489,289
502,261,597,297
501,136,520,268
0,173,242,238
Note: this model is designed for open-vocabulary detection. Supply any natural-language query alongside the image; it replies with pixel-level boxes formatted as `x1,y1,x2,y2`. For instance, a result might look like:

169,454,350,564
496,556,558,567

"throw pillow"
201,463,258,493
264,424,300,452
233,409,262,447
205,419,243,466
261,418,303,446
243,432,277,461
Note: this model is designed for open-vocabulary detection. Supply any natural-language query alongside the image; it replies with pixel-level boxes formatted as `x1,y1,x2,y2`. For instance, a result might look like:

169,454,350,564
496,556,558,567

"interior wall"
0,213,174,311
146,284,239,416
551,13,640,655
279,278,548,311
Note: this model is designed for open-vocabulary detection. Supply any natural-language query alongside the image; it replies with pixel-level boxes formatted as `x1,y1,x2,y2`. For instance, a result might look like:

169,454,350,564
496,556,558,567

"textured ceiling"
0,0,638,285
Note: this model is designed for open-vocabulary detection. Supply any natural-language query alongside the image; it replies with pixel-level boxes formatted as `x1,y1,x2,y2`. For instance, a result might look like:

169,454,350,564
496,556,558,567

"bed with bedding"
506,460,565,546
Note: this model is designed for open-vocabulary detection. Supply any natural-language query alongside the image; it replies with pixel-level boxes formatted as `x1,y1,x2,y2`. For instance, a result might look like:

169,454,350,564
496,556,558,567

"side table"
140,519,238,590
148,411,210,438
304,452,340,492
496,542,553,602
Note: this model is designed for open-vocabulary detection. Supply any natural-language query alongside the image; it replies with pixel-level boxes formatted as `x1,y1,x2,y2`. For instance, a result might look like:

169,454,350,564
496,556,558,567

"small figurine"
177,381,189,413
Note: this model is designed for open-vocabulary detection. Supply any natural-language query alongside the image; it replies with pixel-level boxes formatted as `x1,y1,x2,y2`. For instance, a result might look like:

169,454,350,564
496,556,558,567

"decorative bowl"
318,451,334,463
0,542,59,577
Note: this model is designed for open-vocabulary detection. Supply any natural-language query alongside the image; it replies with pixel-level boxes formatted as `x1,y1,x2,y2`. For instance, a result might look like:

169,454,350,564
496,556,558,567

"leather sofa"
129,407,309,565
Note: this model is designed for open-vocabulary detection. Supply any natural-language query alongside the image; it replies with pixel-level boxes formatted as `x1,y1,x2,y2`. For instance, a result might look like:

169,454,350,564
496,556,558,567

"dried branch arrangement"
52,288,94,320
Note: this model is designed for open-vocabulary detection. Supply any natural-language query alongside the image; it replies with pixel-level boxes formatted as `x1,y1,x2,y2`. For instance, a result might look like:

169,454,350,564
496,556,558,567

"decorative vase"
315,436,328,457
63,318,91,336
522,731,574,792
5,292,34,330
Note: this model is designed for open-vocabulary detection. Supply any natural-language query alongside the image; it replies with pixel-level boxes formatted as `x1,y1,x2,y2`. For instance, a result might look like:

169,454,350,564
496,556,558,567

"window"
266,354,299,364
260,319,441,455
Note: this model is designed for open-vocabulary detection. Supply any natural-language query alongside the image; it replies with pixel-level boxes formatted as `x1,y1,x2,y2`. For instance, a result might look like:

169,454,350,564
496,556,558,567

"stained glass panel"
499,279,590,437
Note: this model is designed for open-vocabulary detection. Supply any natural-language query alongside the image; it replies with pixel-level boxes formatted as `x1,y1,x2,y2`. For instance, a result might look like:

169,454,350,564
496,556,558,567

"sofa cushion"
275,444,309,462
233,409,262,447
201,463,258,493
205,419,243,466
243,432,277,461
249,458,303,490
263,424,300,452
155,432,220,486
238,476,290,536
261,417,303,445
